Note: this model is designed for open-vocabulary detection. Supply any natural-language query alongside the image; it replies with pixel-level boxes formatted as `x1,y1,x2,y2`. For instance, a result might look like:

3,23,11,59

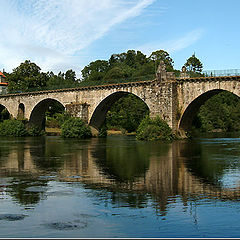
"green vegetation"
184,53,203,74
27,126,44,136
0,119,27,136
0,119,45,137
4,50,204,93
5,60,79,93
106,94,149,133
136,115,175,141
0,108,10,121
45,101,68,129
81,49,173,84
4,49,176,93
61,117,92,139
193,91,240,132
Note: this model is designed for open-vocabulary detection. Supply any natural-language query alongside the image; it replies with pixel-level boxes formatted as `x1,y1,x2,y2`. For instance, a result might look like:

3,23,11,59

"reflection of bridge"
1,138,240,211
1,65,240,134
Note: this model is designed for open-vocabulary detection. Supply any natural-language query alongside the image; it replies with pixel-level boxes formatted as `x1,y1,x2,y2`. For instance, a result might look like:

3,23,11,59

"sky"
1,0,240,77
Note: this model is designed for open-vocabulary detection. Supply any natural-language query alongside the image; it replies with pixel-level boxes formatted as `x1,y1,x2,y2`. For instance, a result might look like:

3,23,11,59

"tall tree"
149,50,174,72
81,60,109,81
65,69,76,83
7,60,46,91
184,53,203,73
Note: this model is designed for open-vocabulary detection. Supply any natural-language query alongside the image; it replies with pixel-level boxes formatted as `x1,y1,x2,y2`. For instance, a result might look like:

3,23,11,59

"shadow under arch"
17,103,25,120
89,91,149,130
29,98,65,129
0,104,10,120
179,89,225,132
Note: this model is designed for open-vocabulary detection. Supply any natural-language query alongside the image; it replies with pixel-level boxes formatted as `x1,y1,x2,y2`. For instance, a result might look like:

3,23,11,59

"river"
0,134,240,238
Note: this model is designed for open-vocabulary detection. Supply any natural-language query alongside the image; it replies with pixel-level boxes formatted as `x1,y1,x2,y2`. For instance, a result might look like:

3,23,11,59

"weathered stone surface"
65,103,89,123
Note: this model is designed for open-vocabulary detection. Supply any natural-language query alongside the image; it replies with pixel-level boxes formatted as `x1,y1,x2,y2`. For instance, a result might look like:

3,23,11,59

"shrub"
61,117,92,139
55,112,71,126
98,125,107,138
27,126,45,136
45,116,60,128
0,119,27,136
136,115,175,141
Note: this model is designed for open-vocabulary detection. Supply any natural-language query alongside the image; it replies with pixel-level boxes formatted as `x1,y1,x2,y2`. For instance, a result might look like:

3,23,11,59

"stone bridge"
0,66,240,135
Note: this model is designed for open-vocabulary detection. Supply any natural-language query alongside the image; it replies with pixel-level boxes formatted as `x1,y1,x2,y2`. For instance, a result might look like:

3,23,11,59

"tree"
7,60,46,91
46,70,78,88
106,94,149,132
184,53,203,73
125,50,137,68
13,60,41,77
135,51,147,66
149,50,174,72
103,67,128,82
81,60,109,81
65,69,76,83
194,91,240,132
109,53,127,67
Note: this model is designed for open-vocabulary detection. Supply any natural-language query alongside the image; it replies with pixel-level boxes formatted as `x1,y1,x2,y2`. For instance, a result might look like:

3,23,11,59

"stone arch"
178,89,237,132
17,103,25,120
0,104,10,120
29,98,65,129
89,91,149,130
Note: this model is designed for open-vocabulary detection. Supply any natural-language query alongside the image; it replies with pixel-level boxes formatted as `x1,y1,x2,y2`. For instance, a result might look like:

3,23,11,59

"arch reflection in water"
0,136,240,214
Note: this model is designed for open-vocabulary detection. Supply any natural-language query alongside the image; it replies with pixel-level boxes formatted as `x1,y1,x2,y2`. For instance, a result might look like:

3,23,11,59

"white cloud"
0,0,155,73
138,29,205,56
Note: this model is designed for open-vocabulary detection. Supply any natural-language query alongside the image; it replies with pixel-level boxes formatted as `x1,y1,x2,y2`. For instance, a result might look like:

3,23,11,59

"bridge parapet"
176,75,240,83
203,69,240,77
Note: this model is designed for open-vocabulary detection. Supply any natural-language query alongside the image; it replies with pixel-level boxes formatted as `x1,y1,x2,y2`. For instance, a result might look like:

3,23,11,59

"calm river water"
0,134,240,238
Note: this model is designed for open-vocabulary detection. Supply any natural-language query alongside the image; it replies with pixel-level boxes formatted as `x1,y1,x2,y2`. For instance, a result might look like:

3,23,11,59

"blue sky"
1,0,240,77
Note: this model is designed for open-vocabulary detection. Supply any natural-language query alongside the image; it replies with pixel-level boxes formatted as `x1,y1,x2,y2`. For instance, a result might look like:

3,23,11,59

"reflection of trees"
89,137,172,210
1,136,66,206
88,138,240,215
7,175,48,205
181,138,240,187
0,137,13,167
91,136,152,183
28,137,65,171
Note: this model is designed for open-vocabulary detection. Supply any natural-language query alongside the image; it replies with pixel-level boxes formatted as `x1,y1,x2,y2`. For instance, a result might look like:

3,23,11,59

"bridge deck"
1,75,240,97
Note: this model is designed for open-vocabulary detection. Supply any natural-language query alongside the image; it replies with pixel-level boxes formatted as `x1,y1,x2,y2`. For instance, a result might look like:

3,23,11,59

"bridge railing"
202,69,240,77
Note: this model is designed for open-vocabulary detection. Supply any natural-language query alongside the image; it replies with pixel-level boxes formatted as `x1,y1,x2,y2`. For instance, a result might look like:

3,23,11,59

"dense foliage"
27,126,44,136
45,101,67,128
5,60,79,92
61,117,92,138
184,53,203,73
136,115,175,141
0,119,27,136
106,94,149,132
194,91,240,132
81,49,174,83
4,49,176,93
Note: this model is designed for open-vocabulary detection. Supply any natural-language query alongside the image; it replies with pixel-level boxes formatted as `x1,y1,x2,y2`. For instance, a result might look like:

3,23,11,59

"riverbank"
45,127,61,136
45,128,136,136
